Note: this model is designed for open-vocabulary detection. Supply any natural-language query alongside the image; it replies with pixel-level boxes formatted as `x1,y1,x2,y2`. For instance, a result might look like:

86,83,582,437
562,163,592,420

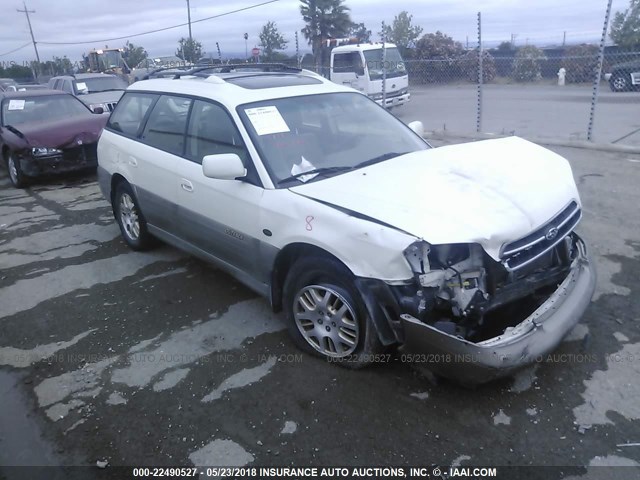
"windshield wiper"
277,166,353,185
93,88,125,93
352,152,409,169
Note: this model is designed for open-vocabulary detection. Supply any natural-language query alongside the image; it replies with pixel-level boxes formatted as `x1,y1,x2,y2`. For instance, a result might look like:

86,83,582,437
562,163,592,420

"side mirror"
202,153,246,180
355,66,365,76
408,121,425,138
92,106,105,115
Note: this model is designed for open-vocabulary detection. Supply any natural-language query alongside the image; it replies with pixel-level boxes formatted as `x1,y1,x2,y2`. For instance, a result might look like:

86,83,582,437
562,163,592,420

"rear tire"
113,182,156,250
283,257,383,368
5,152,27,189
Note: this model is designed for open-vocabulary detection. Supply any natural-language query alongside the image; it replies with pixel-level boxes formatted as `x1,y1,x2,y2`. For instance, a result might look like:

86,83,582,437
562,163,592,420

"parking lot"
0,139,639,478
397,84,640,147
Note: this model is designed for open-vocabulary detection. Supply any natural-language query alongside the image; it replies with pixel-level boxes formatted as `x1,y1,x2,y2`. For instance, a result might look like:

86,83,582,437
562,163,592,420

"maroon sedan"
0,89,108,188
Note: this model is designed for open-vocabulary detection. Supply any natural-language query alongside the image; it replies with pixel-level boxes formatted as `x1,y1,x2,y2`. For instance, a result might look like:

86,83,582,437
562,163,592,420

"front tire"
6,152,27,189
610,73,629,92
113,182,156,250
283,257,383,368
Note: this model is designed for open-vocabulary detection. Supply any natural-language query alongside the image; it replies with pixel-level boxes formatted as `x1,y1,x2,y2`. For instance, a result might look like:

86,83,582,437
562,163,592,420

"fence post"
477,11,483,133
381,21,387,109
295,31,300,68
587,0,613,142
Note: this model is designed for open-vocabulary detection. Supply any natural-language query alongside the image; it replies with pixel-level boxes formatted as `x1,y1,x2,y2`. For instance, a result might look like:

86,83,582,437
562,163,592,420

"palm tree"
300,0,351,68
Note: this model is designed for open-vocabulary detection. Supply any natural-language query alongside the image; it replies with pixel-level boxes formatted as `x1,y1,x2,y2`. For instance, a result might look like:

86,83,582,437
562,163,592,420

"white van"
330,42,410,108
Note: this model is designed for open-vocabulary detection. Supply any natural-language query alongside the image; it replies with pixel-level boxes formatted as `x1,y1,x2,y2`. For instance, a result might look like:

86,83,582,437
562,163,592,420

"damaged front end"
393,202,596,384
18,143,99,177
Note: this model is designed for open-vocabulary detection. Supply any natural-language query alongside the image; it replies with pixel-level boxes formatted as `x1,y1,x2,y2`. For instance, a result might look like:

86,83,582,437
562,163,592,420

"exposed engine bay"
399,233,579,343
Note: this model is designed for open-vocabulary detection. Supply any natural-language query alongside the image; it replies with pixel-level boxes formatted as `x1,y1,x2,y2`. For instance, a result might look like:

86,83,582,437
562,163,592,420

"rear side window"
141,95,192,156
61,80,73,94
185,100,247,164
107,93,157,137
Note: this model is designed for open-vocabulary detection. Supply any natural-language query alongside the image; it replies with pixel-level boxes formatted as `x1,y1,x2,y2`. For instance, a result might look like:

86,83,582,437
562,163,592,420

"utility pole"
244,33,248,60
186,0,193,43
563,31,566,46
17,1,40,64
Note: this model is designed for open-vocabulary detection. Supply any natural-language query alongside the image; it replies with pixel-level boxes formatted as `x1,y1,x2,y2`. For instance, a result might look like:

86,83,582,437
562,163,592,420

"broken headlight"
31,147,62,157
404,242,489,318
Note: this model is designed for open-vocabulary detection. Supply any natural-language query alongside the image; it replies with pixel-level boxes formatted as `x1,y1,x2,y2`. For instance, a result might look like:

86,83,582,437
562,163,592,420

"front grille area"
62,144,98,163
501,201,581,271
385,89,408,99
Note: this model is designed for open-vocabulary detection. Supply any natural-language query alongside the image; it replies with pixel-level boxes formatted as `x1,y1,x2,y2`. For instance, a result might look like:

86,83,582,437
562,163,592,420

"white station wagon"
97,65,596,384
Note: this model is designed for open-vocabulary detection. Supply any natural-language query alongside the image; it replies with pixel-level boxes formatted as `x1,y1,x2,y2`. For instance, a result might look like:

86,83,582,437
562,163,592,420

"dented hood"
290,137,580,261
14,114,107,149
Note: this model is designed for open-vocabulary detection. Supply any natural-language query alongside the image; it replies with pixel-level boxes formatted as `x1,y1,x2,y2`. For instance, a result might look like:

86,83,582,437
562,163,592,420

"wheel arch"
110,173,130,205
270,242,400,346
270,242,350,313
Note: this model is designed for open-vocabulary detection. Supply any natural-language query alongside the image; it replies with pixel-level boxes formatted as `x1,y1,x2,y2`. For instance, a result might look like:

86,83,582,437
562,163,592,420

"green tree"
492,42,515,77
0,64,33,80
512,45,546,82
381,11,423,57
124,41,148,68
412,31,464,83
259,21,288,61
300,0,352,66
349,22,371,43
176,37,203,63
53,56,74,75
458,50,496,83
496,41,514,53
561,44,599,83
610,0,640,48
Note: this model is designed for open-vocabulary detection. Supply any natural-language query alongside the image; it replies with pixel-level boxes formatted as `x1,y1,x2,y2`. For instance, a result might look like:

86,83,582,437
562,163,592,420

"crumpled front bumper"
19,146,98,177
399,236,596,385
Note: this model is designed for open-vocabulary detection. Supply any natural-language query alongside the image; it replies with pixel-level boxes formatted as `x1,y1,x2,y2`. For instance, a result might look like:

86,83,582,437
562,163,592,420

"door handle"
180,179,194,192
128,156,138,167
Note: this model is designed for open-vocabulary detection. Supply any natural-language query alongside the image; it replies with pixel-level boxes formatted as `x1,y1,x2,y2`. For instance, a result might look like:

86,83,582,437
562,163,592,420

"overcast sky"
0,0,620,65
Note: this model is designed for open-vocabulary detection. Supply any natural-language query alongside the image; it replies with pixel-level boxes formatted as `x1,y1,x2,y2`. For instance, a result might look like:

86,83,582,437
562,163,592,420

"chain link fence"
296,2,640,148
298,45,639,146
404,48,640,87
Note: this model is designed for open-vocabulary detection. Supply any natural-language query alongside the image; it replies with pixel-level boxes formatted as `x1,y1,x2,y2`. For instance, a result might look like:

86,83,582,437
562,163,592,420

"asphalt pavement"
0,141,639,479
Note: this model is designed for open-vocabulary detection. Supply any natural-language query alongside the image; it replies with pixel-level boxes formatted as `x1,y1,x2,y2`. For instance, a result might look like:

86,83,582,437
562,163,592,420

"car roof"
75,73,117,79
128,71,355,107
50,73,118,80
0,89,66,99
332,42,398,53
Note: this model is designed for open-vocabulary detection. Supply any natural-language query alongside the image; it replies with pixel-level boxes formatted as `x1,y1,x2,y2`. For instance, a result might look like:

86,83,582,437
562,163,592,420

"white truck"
330,42,410,108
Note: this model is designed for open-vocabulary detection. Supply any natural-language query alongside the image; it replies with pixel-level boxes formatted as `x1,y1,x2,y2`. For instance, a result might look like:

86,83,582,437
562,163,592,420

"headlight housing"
371,92,384,101
31,147,62,157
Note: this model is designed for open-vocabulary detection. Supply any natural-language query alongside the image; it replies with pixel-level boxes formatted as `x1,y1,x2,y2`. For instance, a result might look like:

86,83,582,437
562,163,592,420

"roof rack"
174,63,302,79
142,65,194,80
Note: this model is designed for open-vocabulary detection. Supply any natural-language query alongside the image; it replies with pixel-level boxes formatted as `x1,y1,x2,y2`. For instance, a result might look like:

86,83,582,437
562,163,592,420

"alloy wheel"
119,193,141,241
293,285,360,357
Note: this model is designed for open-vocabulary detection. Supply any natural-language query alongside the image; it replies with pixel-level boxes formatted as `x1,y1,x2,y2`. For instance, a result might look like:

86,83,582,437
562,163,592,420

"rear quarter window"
107,92,158,137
